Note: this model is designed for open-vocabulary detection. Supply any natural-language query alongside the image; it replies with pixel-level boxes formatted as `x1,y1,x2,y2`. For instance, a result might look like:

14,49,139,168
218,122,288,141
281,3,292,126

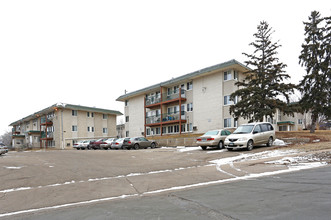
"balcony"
40,132,53,140
146,111,186,126
12,128,20,134
145,90,186,107
40,117,53,125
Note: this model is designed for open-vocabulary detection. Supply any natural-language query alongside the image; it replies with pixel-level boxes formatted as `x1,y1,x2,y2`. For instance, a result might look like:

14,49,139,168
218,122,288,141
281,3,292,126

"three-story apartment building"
9,103,122,149
117,59,307,137
117,59,251,137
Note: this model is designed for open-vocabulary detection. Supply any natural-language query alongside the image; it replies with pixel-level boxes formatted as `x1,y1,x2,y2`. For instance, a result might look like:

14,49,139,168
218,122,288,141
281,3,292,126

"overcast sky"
0,0,330,136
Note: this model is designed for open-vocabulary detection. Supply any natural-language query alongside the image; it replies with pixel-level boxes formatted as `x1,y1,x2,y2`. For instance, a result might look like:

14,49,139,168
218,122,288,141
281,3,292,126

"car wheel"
134,144,139,150
218,141,223,149
76,148,80,150
247,140,254,151
151,143,156,149
266,137,273,147
201,146,207,150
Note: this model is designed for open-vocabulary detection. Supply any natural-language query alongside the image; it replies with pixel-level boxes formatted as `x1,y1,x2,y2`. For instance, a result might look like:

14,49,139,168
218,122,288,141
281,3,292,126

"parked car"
89,138,108,150
0,143,8,154
84,140,96,150
224,122,275,151
196,129,231,150
124,137,157,150
100,138,117,150
110,138,130,149
73,140,86,150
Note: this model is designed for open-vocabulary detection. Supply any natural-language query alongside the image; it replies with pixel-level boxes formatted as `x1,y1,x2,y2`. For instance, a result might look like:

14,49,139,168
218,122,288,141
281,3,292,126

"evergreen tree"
230,21,296,122
323,15,331,119
298,11,330,133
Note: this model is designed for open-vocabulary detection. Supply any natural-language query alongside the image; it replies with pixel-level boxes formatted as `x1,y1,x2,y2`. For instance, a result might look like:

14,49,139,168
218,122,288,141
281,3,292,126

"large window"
103,128,108,134
224,71,232,81
224,118,231,128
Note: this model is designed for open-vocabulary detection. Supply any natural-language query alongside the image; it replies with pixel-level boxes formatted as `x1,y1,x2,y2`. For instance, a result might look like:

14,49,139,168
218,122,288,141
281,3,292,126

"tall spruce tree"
230,21,295,122
298,11,330,133
323,15,331,119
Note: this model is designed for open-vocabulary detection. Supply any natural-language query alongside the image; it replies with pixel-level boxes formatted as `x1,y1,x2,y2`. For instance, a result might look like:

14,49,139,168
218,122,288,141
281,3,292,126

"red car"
89,138,108,150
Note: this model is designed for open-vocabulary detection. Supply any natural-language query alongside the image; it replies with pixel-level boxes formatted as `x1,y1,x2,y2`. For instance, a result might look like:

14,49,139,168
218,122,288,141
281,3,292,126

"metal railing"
145,90,186,106
146,111,186,124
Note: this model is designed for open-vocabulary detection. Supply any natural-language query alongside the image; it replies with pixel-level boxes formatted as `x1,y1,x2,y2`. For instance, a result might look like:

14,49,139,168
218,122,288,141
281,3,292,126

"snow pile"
176,146,201,152
273,139,287,146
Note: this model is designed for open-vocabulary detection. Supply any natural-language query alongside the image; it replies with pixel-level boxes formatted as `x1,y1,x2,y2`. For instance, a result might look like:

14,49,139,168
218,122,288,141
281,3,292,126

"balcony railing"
40,117,53,124
146,111,186,125
145,90,186,106
162,90,186,102
41,132,53,139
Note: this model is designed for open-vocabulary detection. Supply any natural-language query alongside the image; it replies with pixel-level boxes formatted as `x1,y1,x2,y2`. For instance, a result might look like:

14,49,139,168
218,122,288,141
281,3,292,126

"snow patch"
4,166,23,170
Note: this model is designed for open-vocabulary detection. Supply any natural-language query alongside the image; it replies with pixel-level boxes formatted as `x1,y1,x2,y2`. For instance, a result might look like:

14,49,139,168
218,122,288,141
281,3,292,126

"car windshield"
233,125,254,134
203,131,219,136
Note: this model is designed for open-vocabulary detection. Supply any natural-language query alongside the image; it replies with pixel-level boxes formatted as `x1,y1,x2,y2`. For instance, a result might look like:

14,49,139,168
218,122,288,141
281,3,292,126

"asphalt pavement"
8,166,331,220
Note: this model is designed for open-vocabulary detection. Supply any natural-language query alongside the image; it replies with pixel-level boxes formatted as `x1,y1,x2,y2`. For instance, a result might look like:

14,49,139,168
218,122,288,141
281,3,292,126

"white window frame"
72,125,78,132
224,71,232,81
224,118,231,128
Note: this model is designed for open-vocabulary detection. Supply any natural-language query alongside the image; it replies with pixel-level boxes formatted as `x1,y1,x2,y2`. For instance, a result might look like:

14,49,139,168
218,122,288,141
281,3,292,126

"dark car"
124,137,157,150
89,138,108,150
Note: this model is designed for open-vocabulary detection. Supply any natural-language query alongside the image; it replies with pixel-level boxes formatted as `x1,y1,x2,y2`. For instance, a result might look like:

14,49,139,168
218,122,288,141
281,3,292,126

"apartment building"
116,60,248,137
117,59,307,137
9,103,122,149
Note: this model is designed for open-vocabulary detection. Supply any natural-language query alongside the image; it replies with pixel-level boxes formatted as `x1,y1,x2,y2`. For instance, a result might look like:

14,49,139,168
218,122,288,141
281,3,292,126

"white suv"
224,122,275,151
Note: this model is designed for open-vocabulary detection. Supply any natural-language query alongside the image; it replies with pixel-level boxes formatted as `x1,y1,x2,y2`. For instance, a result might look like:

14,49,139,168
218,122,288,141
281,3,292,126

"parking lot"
0,144,330,219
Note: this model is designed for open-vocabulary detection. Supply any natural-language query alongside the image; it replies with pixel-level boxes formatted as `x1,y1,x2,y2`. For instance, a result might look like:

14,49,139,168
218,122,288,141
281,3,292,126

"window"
126,116,129,122
103,114,108,119
234,118,238,127
253,125,262,133
167,88,172,95
174,86,179,94
174,125,179,133
103,128,108,134
156,127,160,135
174,106,179,114
87,112,90,117
298,119,303,125
224,118,231,128
72,110,77,116
187,123,193,132
126,131,129,137
162,126,167,134
87,127,90,132
187,82,193,90
91,127,94,132
224,95,237,105
187,103,193,112
125,100,129,106
72,125,77,132
146,128,151,136
181,124,186,132
224,95,230,105
87,127,94,132
224,71,232,81
91,112,94,117
168,126,173,133
234,71,238,80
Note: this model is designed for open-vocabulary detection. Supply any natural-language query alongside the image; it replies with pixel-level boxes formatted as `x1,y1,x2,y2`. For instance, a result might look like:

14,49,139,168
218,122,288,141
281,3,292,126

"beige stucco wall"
125,95,145,137
192,70,224,132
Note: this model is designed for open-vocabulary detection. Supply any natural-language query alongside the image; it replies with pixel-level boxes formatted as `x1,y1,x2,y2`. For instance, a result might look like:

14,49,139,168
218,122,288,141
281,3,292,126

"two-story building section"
116,59,252,137
9,103,122,149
